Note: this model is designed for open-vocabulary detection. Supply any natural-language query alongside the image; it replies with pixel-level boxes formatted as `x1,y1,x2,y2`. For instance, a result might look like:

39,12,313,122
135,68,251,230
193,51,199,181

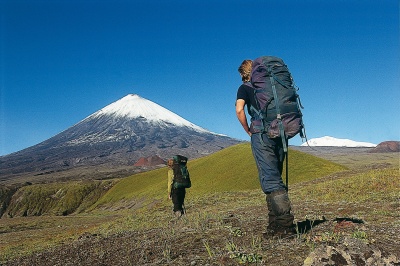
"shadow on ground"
296,216,364,234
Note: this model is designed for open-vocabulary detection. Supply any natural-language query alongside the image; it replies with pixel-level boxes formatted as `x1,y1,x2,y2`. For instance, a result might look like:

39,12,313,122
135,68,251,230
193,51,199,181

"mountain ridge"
0,94,242,184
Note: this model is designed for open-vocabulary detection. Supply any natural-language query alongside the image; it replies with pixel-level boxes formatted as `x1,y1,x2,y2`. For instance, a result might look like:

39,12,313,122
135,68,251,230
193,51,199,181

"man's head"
238,59,252,82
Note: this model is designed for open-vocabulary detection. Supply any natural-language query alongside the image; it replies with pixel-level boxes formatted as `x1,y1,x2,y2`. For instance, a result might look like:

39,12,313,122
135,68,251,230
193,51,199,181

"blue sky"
0,0,399,156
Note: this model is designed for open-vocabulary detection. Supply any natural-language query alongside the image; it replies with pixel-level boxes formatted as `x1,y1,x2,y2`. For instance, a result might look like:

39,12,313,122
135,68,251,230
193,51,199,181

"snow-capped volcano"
90,94,207,132
301,136,376,147
0,94,242,184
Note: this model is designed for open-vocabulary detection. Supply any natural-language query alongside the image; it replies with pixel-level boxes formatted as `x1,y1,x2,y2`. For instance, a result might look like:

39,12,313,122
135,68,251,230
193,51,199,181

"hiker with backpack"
167,155,191,218
235,56,304,238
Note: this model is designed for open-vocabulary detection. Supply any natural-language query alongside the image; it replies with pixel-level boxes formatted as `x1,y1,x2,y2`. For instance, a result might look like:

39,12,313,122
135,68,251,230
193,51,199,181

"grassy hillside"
94,143,347,208
2,166,399,265
1,144,398,264
1,143,347,217
3,180,116,217
293,167,399,203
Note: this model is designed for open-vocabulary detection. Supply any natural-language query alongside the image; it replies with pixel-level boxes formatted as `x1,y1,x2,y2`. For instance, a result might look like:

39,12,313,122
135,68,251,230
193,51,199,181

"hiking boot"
262,224,297,239
267,190,294,227
266,195,276,229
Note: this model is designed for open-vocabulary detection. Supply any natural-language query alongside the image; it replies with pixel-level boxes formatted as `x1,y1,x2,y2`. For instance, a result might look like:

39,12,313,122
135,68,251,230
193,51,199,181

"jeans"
251,133,286,194
171,188,185,213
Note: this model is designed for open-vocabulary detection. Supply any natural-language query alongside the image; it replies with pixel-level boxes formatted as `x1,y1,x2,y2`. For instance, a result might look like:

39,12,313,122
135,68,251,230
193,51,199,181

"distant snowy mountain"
301,136,376,147
66,94,218,146
0,94,242,184
89,94,208,133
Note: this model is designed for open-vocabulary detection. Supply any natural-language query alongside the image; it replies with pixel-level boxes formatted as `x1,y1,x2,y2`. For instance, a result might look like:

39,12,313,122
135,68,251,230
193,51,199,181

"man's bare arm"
235,99,251,136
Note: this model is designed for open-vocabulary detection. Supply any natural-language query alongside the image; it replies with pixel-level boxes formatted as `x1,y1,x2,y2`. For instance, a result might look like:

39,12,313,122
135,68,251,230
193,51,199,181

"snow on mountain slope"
301,136,376,147
89,94,208,133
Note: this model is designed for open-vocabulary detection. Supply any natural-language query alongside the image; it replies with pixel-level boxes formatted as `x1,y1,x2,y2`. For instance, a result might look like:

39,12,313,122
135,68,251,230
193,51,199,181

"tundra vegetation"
0,143,399,265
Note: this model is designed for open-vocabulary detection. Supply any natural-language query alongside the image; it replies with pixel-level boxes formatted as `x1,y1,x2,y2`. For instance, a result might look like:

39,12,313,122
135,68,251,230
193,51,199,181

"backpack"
250,56,305,151
172,155,191,189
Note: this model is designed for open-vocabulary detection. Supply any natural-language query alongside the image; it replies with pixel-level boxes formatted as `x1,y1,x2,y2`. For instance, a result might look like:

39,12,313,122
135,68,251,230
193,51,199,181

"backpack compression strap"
268,66,289,192
267,67,288,153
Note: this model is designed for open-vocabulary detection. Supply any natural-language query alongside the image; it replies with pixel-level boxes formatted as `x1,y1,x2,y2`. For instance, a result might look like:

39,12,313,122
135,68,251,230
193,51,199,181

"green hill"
3,180,117,217
1,143,347,217
94,143,347,208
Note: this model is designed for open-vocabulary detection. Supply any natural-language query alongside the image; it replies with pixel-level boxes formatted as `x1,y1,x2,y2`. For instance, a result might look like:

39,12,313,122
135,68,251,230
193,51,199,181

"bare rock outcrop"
369,141,400,153
133,155,166,167
303,237,399,266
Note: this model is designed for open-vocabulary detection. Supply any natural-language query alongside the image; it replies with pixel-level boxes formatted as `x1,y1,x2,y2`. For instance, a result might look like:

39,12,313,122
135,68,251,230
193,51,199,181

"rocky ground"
2,215,399,265
2,182,399,265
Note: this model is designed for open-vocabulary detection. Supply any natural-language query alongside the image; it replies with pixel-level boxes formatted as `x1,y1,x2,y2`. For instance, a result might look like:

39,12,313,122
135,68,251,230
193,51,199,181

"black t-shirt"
236,82,257,117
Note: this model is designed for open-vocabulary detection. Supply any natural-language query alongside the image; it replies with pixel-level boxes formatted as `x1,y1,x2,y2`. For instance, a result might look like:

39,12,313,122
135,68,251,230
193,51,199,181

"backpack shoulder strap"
267,67,288,153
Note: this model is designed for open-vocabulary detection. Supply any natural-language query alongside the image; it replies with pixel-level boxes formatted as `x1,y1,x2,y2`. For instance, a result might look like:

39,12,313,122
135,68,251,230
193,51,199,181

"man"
235,59,296,237
167,158,186,218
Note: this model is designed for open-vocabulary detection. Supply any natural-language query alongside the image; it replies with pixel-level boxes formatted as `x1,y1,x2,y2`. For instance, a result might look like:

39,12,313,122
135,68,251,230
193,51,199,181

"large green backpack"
172,155,191,189
250,56,305,152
